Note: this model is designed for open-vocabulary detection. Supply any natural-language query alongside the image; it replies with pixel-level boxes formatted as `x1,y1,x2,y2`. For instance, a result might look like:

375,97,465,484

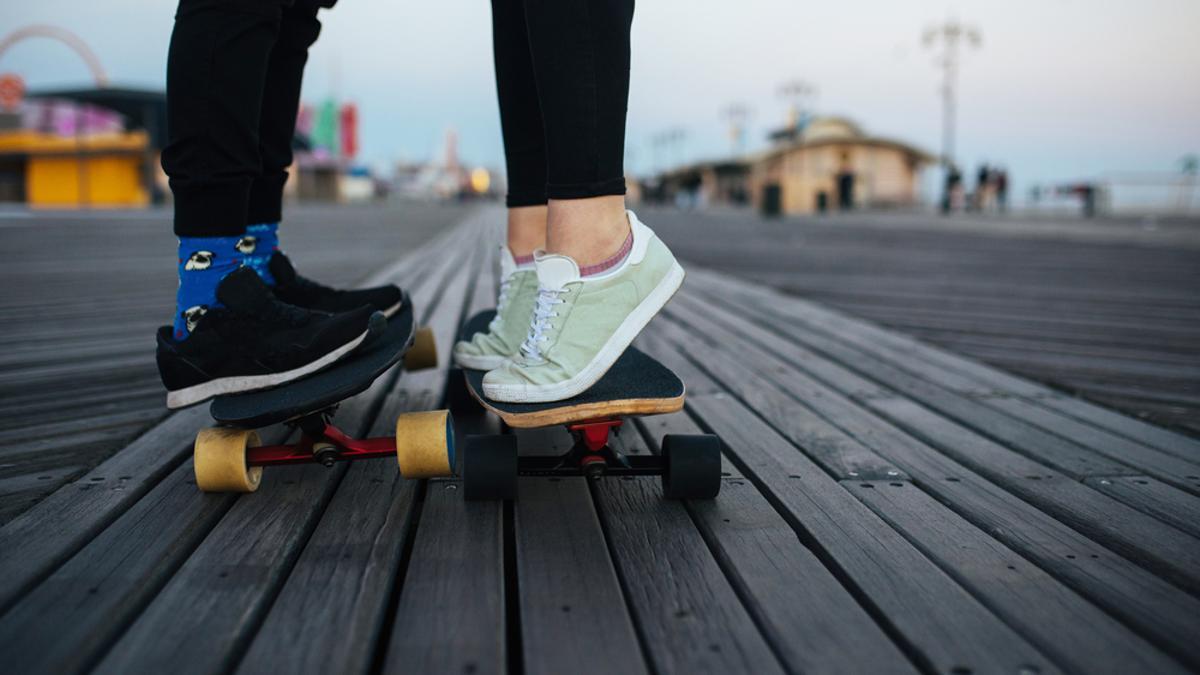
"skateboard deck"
459,309,684,428
211,297,415,428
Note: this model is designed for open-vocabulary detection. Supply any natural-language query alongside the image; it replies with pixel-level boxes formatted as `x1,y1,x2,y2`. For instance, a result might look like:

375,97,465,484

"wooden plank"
382,221,508,675
4,213,462,671
684,394,1059,675
0,461,234,675
695,268,1200,462
651,312,907,481
0,404,209,612
848,479,1188,674
381,482,505,675
514,476,649,675
863,396,1200,593
633,411,918,675
1083,475,1200,540
1043,396,1200,462
591,443,788,675
682,284,1138,480
236,223,482,675
725,283,1200,492
233,395,424,674
0,466,86,525
91,461,341,674
676,339,1200,667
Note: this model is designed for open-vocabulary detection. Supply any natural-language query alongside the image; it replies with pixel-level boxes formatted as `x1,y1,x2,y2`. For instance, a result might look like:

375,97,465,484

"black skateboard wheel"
661,434,722,500
463,434,518,501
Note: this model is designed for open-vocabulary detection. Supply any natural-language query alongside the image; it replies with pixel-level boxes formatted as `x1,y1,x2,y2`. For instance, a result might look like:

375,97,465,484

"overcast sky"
2,0,1198,197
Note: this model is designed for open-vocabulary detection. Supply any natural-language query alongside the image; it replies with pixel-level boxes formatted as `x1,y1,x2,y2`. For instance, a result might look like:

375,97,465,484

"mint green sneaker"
482,211,684,402
453,247,538,370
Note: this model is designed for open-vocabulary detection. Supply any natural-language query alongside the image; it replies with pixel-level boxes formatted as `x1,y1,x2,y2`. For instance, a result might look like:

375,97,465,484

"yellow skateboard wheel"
194,427,262,493
395,409,454,478
404,326,438,371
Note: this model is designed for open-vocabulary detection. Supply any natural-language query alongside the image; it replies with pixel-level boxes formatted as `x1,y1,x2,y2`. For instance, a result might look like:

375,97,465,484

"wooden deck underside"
1,207,1198,675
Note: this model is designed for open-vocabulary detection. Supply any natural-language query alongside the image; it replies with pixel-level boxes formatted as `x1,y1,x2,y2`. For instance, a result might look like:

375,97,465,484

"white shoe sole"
165,327,372,409
483,262,686,403
453,347,509,371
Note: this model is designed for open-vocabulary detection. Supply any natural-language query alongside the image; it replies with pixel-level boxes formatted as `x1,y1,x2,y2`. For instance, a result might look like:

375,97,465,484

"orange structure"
0,130,150,207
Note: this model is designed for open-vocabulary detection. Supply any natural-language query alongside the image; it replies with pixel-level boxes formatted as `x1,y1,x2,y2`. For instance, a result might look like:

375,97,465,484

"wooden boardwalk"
0,203,467,523
2,206,1199,674
645,209,1200,435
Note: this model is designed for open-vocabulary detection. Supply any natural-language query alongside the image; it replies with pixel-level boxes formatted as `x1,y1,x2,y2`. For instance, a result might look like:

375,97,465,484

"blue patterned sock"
241,222,280,285
173,236,244,340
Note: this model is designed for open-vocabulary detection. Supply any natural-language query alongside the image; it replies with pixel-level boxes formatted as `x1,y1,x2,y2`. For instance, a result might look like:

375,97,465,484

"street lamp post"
777,80,816,135
720,103,751,156
922,18,981,205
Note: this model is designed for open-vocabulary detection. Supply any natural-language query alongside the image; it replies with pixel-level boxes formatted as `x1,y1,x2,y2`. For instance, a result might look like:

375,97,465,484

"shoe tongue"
267,252,296,285
216,266,273,313
533,252,580,291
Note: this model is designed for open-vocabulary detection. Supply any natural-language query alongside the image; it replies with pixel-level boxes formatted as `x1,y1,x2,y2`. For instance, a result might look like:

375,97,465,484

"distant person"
974,163,991,212
942,164,962,214
996,168,1009,213
154,0,403,408
453,0,685,403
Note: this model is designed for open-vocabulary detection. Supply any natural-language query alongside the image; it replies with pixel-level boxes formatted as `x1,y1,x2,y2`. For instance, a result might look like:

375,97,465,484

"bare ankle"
506,205,548,257
545,195,630,267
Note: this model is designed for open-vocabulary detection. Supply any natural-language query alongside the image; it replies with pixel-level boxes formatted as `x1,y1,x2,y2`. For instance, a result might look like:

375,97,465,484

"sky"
2,0,1198,201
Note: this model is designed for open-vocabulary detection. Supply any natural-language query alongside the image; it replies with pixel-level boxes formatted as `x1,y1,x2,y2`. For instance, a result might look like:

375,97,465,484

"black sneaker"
269,252,404,317
157,267,382,409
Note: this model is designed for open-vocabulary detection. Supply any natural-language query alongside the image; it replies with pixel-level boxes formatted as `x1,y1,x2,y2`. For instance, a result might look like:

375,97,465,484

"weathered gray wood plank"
0,461,233,675
683,393,1058,675
1083,475,1200,540
235,221,482,674
0,404,209,611
632,411,918,675
670,323,1200,666
381,484,505,675
849,479,1188,674
592,458,788,675
91,462,341,674
864,396,1200,576
515,476,649,675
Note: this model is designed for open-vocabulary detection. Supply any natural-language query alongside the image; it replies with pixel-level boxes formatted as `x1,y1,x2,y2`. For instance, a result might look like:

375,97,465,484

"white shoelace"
519,287,565,361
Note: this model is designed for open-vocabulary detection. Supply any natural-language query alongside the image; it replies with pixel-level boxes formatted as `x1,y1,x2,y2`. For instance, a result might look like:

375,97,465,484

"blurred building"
391,128,502,202
0,90,161,207
651,159,751,209
749,116,935,215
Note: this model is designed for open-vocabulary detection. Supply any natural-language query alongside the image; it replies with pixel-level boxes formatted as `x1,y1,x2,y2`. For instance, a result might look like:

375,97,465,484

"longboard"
454,309,720,501
190,294,455,494
211,305,413,427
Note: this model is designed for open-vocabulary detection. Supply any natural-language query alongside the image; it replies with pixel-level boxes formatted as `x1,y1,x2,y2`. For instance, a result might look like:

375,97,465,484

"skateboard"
191,295,455,492
453,310,722,501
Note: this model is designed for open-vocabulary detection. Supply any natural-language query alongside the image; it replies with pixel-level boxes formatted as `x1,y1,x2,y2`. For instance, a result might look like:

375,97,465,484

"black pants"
163,0,331,237
491,0,634,207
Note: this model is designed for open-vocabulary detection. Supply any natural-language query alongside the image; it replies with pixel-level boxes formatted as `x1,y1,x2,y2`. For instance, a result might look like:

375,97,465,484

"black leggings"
163,0,330,237
491,0,634,207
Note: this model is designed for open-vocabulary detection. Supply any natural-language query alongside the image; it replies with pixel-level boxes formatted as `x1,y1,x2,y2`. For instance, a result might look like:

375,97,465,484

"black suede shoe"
156,267,383,409
269,253,404,317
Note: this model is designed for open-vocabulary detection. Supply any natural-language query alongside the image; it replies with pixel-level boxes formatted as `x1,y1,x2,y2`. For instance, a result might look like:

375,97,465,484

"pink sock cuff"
513,253,536,266
579,230,634,277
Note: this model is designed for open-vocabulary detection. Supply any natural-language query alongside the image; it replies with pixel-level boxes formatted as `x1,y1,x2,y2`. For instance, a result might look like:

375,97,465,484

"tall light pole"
922,19,981,172
720,103,752,156
777,80,816,134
